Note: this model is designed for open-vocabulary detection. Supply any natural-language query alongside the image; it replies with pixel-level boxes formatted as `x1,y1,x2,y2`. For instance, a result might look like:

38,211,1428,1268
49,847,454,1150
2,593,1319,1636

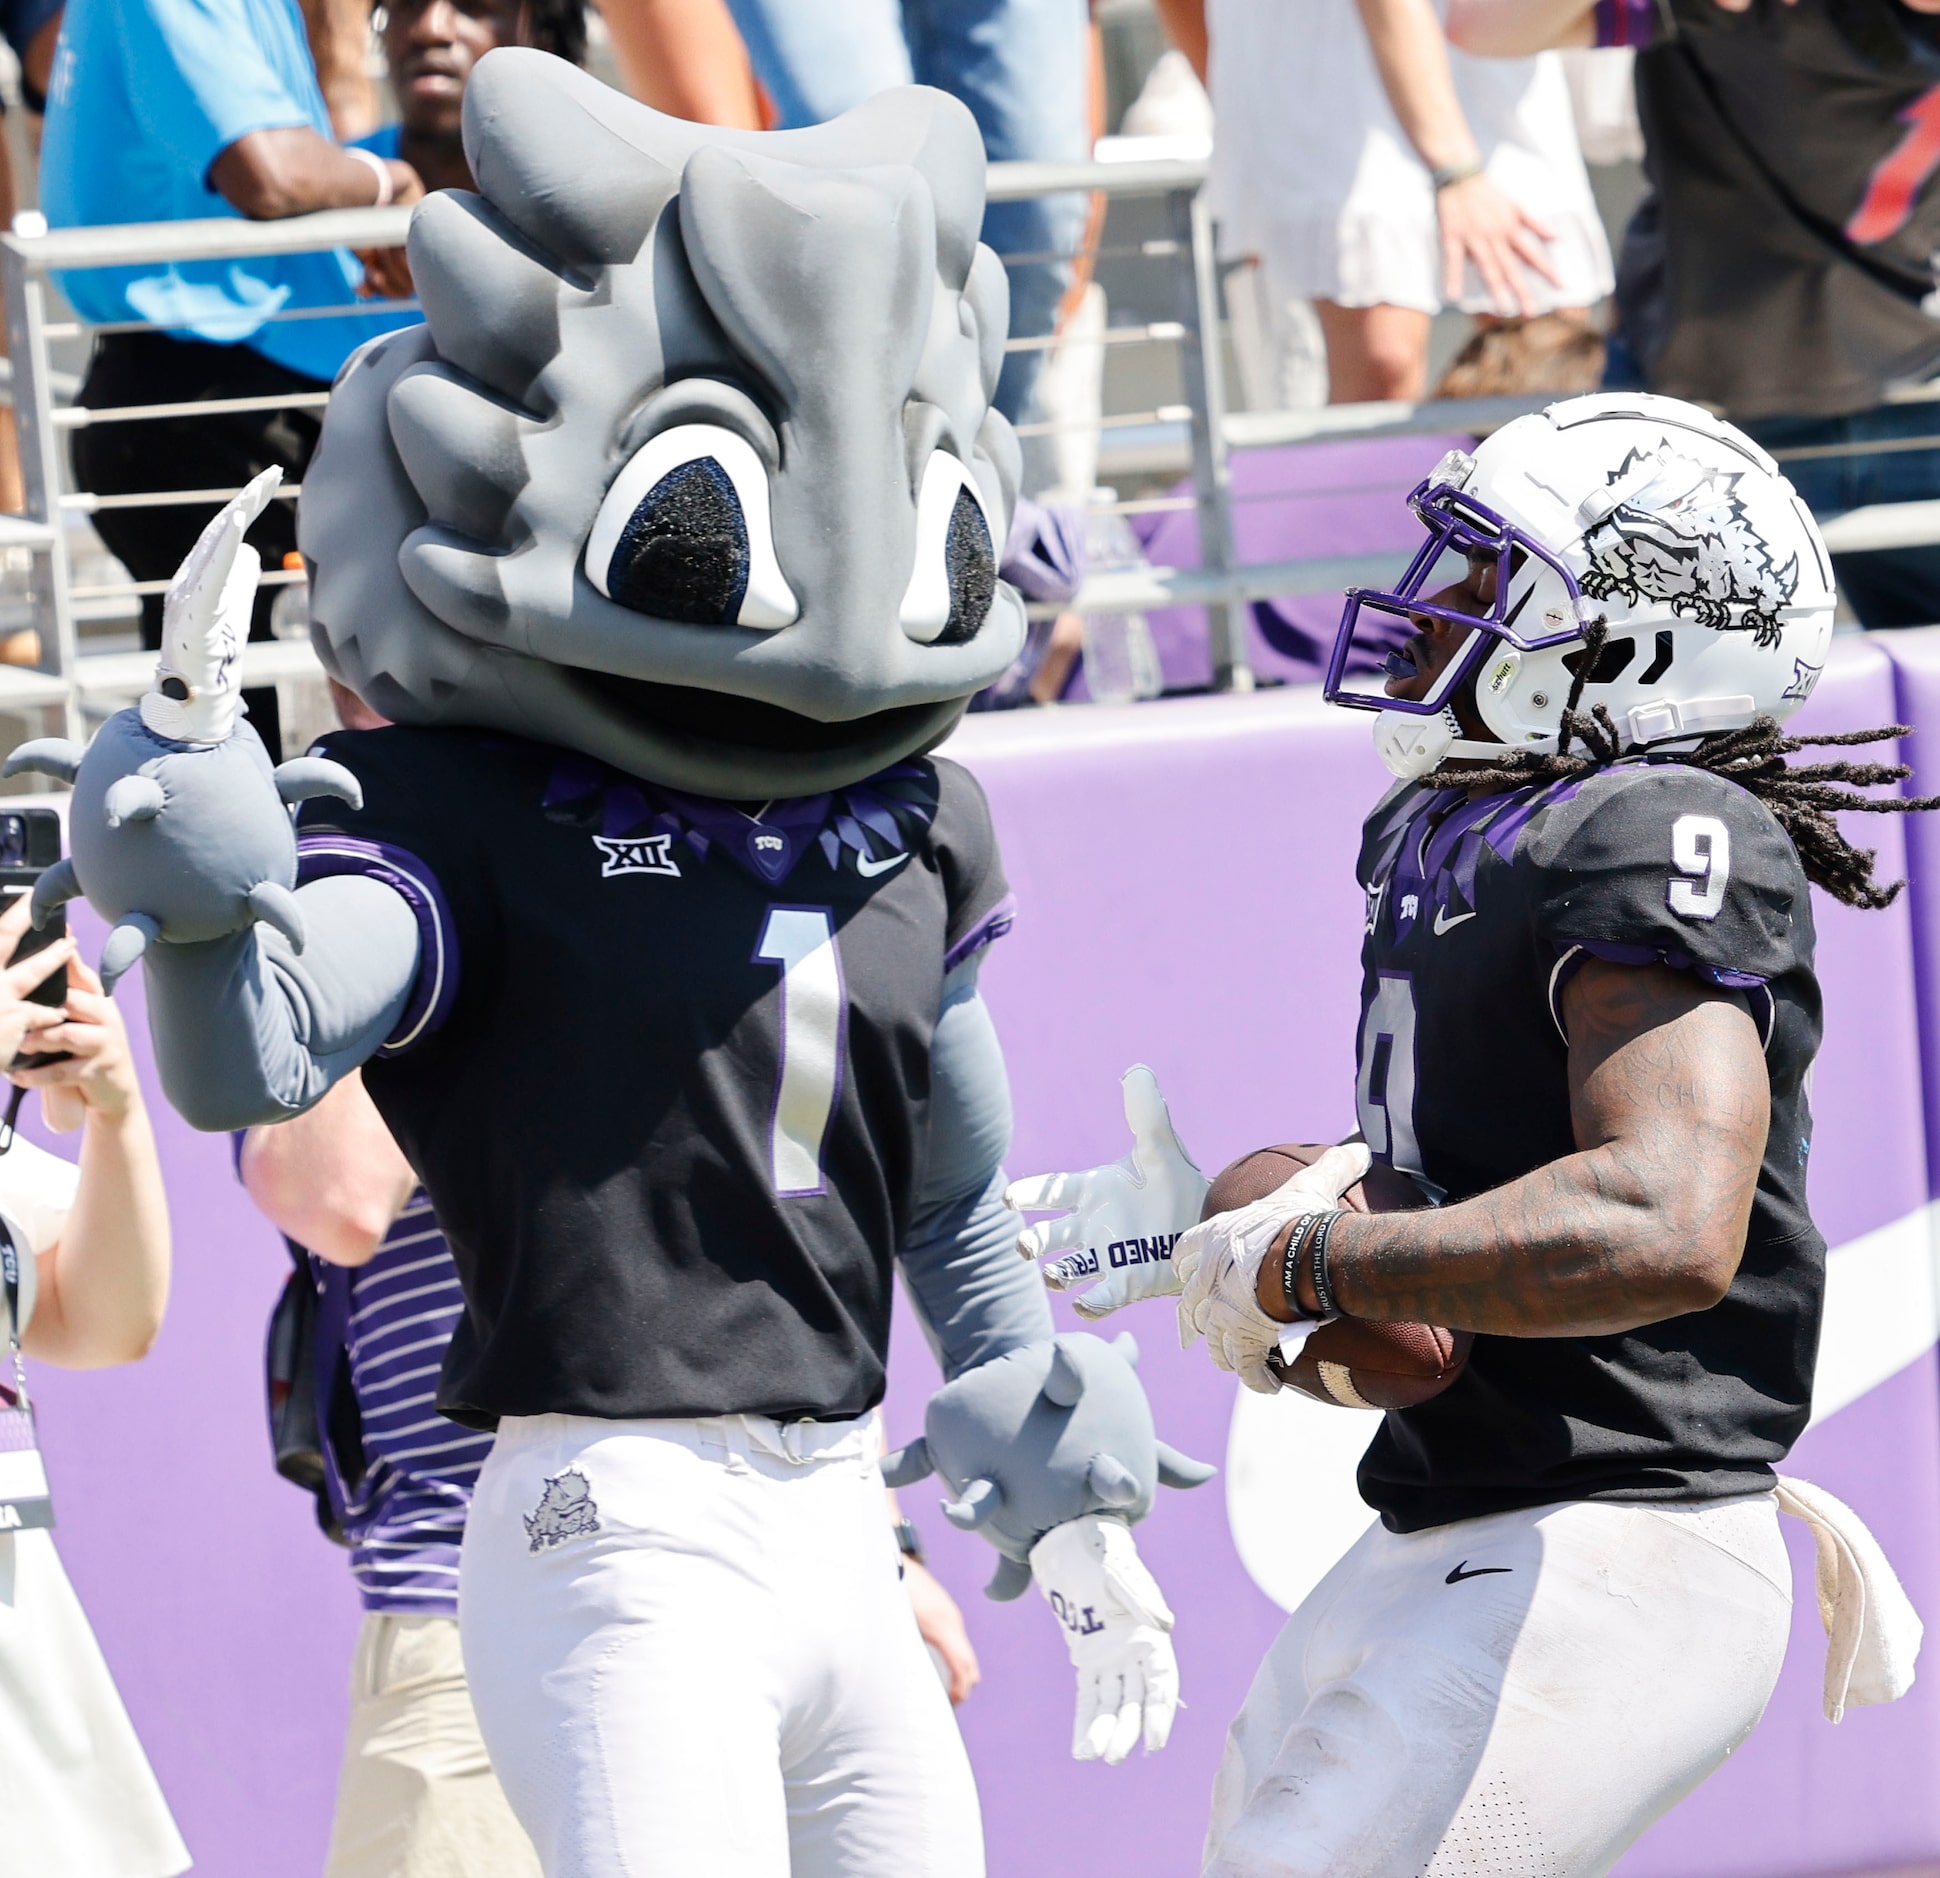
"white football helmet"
1324,393,1837,780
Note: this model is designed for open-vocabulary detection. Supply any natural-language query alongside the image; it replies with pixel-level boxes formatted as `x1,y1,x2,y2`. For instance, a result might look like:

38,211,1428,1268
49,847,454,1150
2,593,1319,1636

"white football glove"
1031,1513,1179,1763
1174,1140,1372,1395
142,467,283,747
1005,1066,1209,1318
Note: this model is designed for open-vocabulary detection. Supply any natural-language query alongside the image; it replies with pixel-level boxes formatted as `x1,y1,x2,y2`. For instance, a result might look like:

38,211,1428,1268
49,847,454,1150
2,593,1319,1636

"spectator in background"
597,0,766,128
1206,0,1612,404
352,1,587,310
242,1060,540,1878
41,0,426,759
362,0,587,195
0,1,62,527
301,0,381,140
346,0,585,313
0,893,186,1877
712,0,1089,424
1430,306,1605,396
238,670,535,1877
1450,0,1940,629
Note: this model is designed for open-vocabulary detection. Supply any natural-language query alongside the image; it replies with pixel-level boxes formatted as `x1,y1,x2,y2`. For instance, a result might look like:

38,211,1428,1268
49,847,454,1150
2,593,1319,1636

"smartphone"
0,809,68,1066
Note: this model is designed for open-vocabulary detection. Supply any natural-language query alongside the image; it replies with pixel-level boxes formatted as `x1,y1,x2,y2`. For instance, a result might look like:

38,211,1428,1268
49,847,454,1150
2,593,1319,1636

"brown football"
1202,1143,1471,1411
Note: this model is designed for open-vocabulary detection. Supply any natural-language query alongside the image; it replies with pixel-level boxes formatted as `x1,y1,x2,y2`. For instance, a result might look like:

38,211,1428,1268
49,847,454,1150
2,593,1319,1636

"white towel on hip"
1776,1474,1923,1722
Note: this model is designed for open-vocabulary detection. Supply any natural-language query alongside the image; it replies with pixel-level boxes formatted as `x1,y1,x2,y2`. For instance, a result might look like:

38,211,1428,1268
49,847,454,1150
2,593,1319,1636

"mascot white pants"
462,1412,983,1878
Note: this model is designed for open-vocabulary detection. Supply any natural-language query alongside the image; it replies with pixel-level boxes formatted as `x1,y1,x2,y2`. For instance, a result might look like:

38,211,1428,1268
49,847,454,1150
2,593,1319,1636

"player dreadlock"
1422,620,1940,910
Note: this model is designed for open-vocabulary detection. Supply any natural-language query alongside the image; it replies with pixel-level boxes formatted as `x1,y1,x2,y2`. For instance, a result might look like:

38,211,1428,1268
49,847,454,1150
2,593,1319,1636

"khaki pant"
325,1613,540,1878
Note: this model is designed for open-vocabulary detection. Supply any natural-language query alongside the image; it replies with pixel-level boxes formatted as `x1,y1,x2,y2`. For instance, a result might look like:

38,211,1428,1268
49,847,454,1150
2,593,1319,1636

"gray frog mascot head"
300,50,1023,799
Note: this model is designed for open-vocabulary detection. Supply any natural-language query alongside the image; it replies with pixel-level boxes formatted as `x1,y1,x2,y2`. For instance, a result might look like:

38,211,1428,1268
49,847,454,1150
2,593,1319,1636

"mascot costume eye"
8,51,1211,1859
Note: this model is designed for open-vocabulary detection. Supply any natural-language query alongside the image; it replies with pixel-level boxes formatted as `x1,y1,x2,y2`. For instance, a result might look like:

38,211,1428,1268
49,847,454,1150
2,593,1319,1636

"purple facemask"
1324,475,1591,719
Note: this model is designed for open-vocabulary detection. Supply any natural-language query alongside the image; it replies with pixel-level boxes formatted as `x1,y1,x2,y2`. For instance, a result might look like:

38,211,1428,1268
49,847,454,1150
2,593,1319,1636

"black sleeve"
292,727,497,1053
930,758,1016,970
1524,764,1810,997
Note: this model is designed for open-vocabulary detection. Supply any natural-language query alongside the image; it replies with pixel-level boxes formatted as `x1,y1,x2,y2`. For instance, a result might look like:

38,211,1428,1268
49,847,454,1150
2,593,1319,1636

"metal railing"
9,150,1940,740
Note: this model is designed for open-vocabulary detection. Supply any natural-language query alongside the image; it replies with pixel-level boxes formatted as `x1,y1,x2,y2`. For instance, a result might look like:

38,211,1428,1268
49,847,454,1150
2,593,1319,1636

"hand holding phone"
0,894,70,1071
0,810,72,1070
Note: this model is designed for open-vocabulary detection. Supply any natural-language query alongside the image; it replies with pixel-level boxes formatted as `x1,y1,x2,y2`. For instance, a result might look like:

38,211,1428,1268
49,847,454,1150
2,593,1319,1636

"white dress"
0,1140,189,1878
1207,0,1615,316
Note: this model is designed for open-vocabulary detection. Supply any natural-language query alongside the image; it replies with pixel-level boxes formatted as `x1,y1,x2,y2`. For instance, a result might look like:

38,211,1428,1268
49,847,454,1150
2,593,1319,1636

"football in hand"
1201,1143,1471,1411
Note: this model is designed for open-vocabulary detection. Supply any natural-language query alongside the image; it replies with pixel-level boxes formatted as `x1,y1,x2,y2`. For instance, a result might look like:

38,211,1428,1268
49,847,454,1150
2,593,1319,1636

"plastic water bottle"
1080,497,1163,705
269,551,309,642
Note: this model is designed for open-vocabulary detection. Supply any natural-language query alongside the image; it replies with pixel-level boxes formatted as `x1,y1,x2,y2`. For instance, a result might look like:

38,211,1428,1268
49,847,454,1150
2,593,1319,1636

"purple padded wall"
1883,625,1940,1199
22,633,1940,1876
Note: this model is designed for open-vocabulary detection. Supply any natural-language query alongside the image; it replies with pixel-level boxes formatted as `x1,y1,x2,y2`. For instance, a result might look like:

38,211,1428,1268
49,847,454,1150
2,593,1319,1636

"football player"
1015,392,1927,1876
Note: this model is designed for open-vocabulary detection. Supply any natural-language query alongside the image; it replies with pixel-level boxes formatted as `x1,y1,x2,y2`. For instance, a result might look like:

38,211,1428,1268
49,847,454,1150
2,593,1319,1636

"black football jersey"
1623,0,1940,417
1348,760,1824,1532
296,728,1015,1430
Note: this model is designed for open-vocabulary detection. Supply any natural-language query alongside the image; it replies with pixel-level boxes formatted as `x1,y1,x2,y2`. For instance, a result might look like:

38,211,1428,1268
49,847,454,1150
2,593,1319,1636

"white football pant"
1204,1493,1792,1878
460,1411,984,1878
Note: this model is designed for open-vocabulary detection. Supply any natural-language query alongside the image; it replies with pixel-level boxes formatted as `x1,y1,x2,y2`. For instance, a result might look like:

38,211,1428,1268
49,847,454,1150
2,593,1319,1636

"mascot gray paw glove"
4,473,361,989
1031,1512,1178,1762
880,1330,1214,1601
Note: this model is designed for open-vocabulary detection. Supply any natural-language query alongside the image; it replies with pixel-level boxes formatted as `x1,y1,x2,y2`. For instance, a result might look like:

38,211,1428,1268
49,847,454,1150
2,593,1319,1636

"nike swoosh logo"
1432,905,1477,935
1445,1561,1512,1584
856,850,910,878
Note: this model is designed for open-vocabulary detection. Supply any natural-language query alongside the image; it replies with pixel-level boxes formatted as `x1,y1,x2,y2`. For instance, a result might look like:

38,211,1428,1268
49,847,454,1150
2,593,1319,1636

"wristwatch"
894,1516,925,1566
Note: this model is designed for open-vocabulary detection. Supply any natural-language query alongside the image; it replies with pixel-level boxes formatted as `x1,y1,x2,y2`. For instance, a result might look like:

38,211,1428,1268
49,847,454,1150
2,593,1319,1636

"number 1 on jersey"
755,907,845,1196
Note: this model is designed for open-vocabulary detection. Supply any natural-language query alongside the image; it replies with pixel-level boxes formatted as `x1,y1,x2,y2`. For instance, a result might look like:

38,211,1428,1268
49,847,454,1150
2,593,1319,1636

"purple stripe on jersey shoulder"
296,836,460,1052
1549,941,1774,1046
946,891,1018,972
1565,938,1768,989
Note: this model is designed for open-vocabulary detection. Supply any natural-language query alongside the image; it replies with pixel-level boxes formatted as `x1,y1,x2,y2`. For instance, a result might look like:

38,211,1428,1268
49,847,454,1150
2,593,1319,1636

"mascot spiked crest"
300,52,1024,799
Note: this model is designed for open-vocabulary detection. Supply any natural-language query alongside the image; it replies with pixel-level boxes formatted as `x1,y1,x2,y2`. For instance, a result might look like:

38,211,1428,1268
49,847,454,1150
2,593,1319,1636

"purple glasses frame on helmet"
1323,476,1590,718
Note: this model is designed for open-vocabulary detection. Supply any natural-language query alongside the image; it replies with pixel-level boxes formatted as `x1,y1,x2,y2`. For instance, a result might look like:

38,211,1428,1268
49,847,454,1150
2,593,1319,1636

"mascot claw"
3,738,85,786
103,775,165,829
0,475,363,993
246,881,306,953
29,857,82,933
99,914,160,994
272,756,363,812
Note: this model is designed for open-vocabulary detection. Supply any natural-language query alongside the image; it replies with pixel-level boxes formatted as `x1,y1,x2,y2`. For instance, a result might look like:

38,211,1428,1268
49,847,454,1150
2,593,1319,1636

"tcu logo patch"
594,833,681,879
524,1469,601,1553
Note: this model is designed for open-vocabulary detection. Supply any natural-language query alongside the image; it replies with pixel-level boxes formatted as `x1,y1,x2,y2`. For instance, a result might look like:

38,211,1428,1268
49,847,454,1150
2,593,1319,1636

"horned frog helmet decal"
299,51,1025,798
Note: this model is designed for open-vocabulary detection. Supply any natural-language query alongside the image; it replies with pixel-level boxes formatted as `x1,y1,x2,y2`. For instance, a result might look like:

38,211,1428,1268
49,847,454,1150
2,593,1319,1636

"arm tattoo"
1326,958,1771,1337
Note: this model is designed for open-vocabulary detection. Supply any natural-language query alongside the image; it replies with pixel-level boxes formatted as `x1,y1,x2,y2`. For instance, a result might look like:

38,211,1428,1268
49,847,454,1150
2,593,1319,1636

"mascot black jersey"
1349,759,1824,1532
297,728,1015,1430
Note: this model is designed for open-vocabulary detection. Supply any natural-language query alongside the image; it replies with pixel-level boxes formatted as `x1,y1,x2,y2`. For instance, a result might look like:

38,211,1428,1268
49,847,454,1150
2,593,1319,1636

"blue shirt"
322,1192,492,1615
41,0,415,381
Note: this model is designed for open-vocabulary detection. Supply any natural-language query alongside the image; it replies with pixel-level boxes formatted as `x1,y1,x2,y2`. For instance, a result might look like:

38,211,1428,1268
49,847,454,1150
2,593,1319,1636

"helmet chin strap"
1372,707,1507,781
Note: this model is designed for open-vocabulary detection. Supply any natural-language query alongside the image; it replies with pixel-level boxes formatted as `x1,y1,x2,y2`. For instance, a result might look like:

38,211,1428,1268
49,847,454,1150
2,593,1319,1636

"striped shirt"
328,1193,494,1614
